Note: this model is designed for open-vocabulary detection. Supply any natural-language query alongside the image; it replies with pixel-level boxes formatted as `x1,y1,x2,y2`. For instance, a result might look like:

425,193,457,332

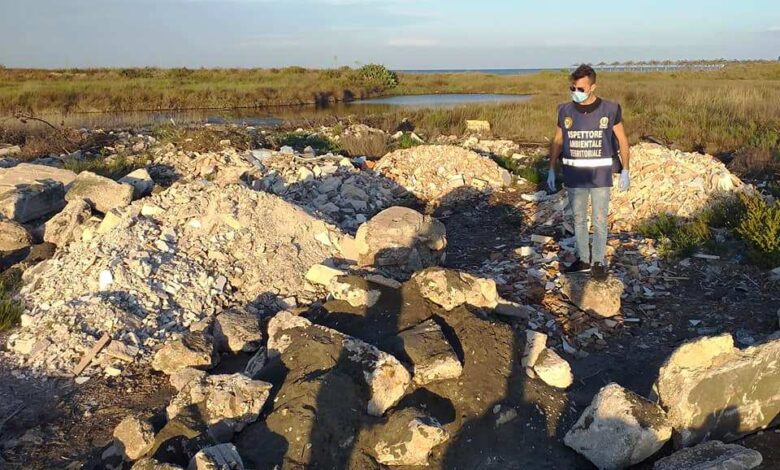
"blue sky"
1,0,778,69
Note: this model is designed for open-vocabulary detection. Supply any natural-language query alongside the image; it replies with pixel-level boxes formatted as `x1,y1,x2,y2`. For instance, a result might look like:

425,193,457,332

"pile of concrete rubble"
373,145,513,204
0,126,776,470
525,143,745,232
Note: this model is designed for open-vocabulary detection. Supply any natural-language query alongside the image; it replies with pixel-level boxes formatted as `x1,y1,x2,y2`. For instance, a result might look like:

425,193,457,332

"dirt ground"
1,185,779,469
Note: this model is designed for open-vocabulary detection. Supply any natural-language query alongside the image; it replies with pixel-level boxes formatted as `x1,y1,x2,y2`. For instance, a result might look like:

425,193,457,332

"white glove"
547,170,556,192
619,169,630,192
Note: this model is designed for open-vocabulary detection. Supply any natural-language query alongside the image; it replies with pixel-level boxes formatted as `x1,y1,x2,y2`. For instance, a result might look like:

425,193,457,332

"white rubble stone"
113,415,155,461
532,348,573,389
565,383,672,469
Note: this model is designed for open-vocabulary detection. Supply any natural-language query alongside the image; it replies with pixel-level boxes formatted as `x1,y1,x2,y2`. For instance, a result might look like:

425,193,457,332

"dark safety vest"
557,99,621,188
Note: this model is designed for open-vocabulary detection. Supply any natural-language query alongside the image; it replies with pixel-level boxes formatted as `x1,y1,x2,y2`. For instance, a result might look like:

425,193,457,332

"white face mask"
571,90,589,103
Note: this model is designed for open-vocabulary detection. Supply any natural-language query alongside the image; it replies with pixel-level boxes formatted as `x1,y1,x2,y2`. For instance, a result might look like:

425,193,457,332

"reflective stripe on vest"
562,157,613,168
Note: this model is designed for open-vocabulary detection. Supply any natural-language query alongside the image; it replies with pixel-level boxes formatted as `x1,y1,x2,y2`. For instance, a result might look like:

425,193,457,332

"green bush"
63,154,150,180
396,133,422,149
0,269,23,332
274,131,341,154
358,64,399,88
638,213,712,258
736,192,780,267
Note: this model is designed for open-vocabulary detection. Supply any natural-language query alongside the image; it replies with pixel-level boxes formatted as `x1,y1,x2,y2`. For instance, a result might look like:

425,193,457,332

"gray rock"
565,383,672,469
354,206,446,275
42,198,91,246
394,318,462,386
119,168,155,199
653,440,762,470
0,218,32,251
132,458,184,470
66,171,133,214
267,310,411,416
113,415,155,461
213,308,262,354
328,275,381,308
532,348,573,389
152,333,216,375
188,443,244,470
413,267,498,311
167,373,272,433
653,334,780,447
371,407,450,466
0,162,76,188
0,179,66,223
560,273,624,318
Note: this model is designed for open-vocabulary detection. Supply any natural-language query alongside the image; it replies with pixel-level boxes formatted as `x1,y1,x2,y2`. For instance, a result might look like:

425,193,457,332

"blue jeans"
567,187,611,265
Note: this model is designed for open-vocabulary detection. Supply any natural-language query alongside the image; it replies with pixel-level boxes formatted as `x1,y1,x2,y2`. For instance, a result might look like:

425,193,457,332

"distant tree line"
573,58,779,67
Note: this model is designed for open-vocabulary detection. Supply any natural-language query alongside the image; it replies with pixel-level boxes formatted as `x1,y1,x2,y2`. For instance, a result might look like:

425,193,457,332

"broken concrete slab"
147,405,218,465
152,333,216,375
0,179,66,223
532,348,573,389
187,443,244,470
653,334,780,447
305,263,346,286
131,458,184,470
521,329,548,370
170,368,207,392
560,273,624,318
653,440,763,470
392,318,462,386
0,218,32,251
213,308,262,354
42,198,92,246
0,162,76,188
119,168,155,200
65,170,134,214
355,206,446,275
267,310,411,416
328,275,381,308
565,383,672,470
166,373,273,433
371,407,450,466
412,267,499,311
113,415,156,461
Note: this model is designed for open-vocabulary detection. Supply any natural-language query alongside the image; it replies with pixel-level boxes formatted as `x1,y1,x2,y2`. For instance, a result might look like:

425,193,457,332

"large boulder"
560,274,624,318
65,171,134,214
0,218,32,251
653,334,780,447
370,407,450,466
653,440,763,470
392,318,463,386
267,310,411,416
166,373,272,433
113,415,156,461
42,198,92,246
354,206,446,275
412,267,498,311
0,179,66,223
564,383,672,469
152,333,216,375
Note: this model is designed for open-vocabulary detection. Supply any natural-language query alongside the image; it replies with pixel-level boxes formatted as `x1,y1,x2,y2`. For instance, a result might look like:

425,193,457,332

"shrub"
339,131,389,158
63,154,150,180
638,213,712,258
358,64,399,88
396,133,422,149
736,192,780,267
273,131,340,154
0,268,23,332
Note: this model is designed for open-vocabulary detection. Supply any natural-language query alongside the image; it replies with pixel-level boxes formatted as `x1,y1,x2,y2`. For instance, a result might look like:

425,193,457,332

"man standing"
547,64,631,281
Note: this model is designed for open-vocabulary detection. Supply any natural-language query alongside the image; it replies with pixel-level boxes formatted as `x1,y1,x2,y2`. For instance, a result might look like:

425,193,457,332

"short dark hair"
570,64,596,84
